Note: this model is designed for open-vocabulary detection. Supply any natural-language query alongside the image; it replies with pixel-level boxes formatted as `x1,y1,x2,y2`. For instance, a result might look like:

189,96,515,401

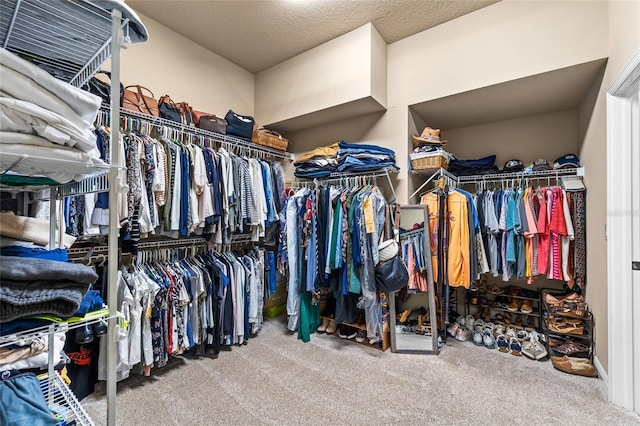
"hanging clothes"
284,181,390,344
421,180,585,289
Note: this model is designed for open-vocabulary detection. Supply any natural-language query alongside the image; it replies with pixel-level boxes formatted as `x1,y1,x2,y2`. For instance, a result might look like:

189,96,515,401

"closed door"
631,87,640,414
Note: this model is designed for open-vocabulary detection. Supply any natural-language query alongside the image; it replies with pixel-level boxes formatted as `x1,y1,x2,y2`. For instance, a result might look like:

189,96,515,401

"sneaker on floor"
509,336,523,356
355,330,367,343
465,315,476,329
473,319,485,333
338,325,352,339
522,336,548,360
448,322,460,337
473,331,484,346
455,326,469,342
496,334,509,353
483,331,496,349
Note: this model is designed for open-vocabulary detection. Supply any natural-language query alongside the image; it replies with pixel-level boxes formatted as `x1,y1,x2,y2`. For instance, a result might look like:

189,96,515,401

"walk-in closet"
2,0,639,424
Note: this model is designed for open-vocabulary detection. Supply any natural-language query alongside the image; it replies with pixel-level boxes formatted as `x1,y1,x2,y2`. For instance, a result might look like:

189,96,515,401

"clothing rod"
409,167,457,201
400,228,427,239
456,167,583,183
101,106,293,161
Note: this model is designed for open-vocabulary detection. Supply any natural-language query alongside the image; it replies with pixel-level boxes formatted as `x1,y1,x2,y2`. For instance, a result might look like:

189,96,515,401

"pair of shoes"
509,337,522,356
472,331,484,346
455,326,470,342
338,325,357,339
483,330,496,349
465,315,476,329
317,317,330,333
521,299,533,314
551,355,597,377
548,317,584,335
325,319,337,334
551,339,590,357
496,334,509,353
75,319,108,344
522,334,548,360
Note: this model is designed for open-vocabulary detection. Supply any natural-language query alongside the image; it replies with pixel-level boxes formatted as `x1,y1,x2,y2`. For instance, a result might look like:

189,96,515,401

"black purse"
82,71,123,106
374,204,408,294
375,255,409,294
225,110,255,140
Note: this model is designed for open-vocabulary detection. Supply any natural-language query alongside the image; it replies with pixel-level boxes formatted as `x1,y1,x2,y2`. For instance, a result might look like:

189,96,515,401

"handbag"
158,96,194,126
123,85,159,117
198,115,227,134
375,204,408,294
375,255,409,294
82,71,123,107
225,110,255,140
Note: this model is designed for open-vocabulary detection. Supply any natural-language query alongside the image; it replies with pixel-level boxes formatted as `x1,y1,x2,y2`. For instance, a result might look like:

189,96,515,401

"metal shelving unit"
0,1,147,425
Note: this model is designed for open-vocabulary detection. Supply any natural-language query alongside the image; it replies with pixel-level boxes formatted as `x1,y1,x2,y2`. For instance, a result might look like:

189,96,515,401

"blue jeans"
0,371,59,426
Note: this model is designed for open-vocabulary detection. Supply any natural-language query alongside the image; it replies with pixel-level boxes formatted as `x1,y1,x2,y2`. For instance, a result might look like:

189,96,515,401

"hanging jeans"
286,189,308,331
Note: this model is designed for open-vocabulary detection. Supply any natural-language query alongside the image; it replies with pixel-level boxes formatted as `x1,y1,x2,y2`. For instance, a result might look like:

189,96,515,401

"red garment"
536,188,550,275
549,188,567,280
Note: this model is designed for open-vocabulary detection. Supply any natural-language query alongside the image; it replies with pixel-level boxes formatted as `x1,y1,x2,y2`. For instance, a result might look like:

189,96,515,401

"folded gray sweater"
0,256,98,283
0,256,97,322
1,280,88,322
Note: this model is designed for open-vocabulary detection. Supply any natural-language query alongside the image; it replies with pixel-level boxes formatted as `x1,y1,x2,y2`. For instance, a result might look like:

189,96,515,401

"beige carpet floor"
83,315,640,425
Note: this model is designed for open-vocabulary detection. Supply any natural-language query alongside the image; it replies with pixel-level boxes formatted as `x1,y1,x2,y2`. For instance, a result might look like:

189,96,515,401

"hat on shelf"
503,159,524,173
412,127,448,148
553,154,581,169
530,158,552,171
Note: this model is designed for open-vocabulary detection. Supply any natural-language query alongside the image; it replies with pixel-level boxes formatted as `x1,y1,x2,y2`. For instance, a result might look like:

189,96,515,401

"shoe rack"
465,284,541,332
540,288,594,362
318,316,390,351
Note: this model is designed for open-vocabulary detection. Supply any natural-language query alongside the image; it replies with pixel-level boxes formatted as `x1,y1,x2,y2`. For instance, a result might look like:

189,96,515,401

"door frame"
606,48,640,413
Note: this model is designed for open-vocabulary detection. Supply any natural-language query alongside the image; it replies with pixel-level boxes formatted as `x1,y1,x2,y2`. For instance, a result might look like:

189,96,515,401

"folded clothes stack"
447,155,500,176
0,48,106,184
0,256,98,323
294,140,398,178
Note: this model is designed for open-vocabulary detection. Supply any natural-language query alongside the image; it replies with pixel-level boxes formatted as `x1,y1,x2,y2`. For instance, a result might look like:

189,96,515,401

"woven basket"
252,130,289,151
411,155,448,171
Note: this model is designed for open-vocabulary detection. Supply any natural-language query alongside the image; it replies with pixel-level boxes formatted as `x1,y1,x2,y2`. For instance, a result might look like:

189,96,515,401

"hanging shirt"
447,190,470,288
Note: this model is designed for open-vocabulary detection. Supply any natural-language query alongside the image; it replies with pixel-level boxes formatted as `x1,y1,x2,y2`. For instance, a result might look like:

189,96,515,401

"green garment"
297,292,320,343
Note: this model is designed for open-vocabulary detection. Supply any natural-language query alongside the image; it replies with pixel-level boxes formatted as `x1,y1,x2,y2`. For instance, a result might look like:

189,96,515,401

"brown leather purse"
123,85,159,117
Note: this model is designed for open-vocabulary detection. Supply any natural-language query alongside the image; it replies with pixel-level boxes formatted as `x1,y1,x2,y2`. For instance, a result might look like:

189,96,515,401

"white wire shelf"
107,107,294,161
0,308,114,349
294,166,399,183
455,167,584,183
57,171,110,197
38,371,95,426
0,0,128,87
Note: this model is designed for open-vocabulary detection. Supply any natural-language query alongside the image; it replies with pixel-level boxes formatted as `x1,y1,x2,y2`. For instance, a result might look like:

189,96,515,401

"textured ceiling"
127,0,498,73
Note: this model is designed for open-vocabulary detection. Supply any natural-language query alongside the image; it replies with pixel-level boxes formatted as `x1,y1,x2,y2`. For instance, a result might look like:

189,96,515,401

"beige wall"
255,23,387,127
380,0,608,203
120,12,255,117
578,0,640,374
443,110,579,171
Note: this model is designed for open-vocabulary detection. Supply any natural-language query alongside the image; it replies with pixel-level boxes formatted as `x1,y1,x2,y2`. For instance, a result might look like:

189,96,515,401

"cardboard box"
264,282,287,310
